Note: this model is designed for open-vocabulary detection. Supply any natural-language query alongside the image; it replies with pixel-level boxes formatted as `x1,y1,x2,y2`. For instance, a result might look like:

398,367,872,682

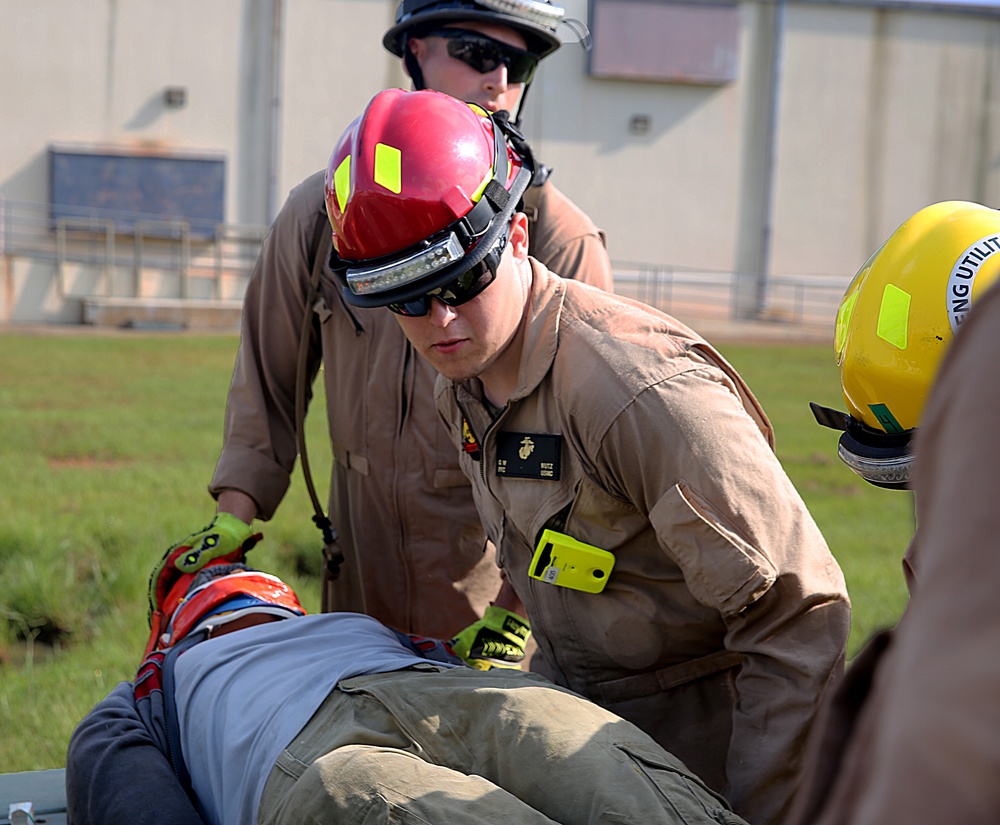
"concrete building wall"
3,0,1000,324
771,3,1000,280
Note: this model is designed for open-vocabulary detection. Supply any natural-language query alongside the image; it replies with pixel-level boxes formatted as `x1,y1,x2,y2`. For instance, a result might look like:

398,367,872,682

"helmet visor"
429,29,539,83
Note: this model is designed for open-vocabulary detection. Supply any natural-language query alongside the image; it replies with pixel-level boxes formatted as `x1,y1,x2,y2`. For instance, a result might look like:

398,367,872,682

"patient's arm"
66,681,207,825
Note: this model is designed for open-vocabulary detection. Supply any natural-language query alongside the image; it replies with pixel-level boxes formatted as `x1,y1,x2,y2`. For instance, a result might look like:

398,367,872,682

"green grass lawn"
0,332,911,772
720,343,912,640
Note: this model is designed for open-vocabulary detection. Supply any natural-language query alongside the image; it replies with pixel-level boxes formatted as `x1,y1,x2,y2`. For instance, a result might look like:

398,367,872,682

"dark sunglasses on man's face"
428,29,539,85
387,259,497,317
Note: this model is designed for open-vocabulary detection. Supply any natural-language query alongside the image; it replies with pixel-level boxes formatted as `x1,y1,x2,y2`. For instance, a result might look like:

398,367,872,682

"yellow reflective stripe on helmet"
334,155,352,213
834,289,859,359
463,102,495,203
471,167,494,203
374,143,402,194
877,283,911,350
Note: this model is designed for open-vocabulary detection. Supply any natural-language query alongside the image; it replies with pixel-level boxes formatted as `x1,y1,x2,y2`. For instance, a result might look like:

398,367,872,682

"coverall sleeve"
600,367,850,825
66,682,207,825
525,181,615,293
537,232,614,293
209,175,326,519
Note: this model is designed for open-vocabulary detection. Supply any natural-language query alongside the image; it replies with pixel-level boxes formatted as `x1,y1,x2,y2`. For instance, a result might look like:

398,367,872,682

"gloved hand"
449,605,531,671
148,512,262,624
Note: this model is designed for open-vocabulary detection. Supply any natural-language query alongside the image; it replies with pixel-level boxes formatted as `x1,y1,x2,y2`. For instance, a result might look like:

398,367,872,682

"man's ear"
404,36,425,79
509,212,530,260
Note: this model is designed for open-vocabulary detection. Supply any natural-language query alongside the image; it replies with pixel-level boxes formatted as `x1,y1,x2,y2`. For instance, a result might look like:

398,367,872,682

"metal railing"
1,197,846,331
54,216,116,298
612,261,845,332
2,198,268,305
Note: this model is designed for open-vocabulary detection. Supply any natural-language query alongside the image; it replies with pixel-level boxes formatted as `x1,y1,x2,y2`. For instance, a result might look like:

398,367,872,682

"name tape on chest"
495,432,561,480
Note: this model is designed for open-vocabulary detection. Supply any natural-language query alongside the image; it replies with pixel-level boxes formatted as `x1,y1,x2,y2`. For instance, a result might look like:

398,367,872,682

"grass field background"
0,331,912,772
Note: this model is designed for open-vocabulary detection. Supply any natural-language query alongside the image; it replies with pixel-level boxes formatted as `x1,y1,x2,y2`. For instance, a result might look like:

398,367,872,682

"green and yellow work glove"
148,512,262,625
449,605,531,671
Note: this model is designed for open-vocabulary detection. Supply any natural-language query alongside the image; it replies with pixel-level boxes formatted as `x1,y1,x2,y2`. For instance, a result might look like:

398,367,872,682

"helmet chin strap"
511,78,530,128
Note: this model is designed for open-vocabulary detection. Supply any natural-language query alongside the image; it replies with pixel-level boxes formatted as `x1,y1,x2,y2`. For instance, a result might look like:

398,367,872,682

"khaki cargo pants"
258,666,745,825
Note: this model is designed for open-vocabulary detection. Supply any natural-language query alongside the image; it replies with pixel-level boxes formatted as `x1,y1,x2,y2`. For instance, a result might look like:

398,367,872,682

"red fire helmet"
325,88,533,307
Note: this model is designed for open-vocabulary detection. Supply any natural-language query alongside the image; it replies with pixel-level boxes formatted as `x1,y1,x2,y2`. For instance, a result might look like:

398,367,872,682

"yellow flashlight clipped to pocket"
529,530,615,594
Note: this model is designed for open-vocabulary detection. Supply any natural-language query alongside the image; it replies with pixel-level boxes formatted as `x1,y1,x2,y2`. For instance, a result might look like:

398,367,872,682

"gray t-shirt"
174,612,443,825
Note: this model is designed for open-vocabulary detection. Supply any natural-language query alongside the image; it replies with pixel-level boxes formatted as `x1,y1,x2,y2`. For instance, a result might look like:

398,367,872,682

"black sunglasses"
427,29,539,85
387,259,498,316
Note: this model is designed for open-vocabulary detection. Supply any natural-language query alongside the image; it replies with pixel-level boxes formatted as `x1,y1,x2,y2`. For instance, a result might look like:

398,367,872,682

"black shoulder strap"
296,211,345,579
308,211,330,278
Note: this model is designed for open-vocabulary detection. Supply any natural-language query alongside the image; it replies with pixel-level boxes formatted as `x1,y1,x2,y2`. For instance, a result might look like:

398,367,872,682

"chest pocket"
494,473,576,559
651,481,777,617
319,279,373,468
561,474,648,555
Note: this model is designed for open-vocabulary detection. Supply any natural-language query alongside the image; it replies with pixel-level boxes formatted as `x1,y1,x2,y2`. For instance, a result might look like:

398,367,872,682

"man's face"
393,214,532,397
407,21,529,114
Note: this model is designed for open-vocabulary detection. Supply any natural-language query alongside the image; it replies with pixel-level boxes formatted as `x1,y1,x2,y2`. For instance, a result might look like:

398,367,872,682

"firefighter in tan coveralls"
790,201,1000,825
162,0,613,642
324,89,851,825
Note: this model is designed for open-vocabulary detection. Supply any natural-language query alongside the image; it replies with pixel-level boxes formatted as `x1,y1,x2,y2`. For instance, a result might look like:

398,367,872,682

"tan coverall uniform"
435,262,851,825
209,171,612,639
788,279,1000,825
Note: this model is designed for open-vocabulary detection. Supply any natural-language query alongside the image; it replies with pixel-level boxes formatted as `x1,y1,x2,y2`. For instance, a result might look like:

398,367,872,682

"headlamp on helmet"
475,0,565,31
345,234,466,297
813,201,1000,489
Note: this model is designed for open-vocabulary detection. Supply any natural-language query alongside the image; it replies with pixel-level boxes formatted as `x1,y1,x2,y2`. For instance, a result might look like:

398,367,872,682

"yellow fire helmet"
811,200,1000,488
